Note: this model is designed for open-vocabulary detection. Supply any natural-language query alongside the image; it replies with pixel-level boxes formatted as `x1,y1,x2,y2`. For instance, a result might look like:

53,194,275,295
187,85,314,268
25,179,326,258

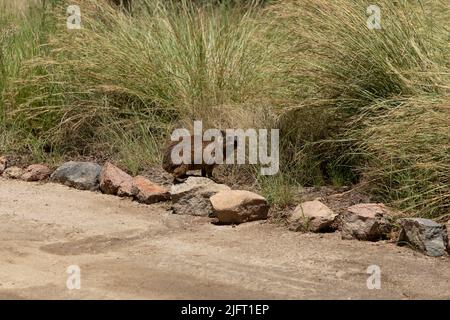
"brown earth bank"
0,178,449,300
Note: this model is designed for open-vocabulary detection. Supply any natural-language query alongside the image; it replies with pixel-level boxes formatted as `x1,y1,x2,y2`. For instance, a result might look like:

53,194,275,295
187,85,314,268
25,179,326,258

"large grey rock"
398,218,449,257
170,177,230,216
50,161,101,190
340,203,392,241
2,166,24,179
289,200,337,232
210,190,269,224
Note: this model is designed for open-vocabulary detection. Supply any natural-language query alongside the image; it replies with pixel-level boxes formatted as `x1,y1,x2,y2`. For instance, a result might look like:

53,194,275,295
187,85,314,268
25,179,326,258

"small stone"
289,200,337,232
0,156,7,174
170,177,230,216
2,166,24,179
398,218,449,257
131,176,170,204
210,190,269,224
340,203,392,241
50,161,101,190
99,162,133,196
21,164,52,182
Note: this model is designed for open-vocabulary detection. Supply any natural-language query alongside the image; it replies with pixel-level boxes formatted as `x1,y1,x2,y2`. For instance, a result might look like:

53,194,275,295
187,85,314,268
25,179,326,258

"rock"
2,166,24,179
398,218,449,257
21,164,52,182
445,220,450,249
0,156,7,174
50,161,101,190
170,177,230,216
340,203,392,241
289,200,337,232
210,190,269,224
99,162,133,196
131,176,170,204
117,182,134,197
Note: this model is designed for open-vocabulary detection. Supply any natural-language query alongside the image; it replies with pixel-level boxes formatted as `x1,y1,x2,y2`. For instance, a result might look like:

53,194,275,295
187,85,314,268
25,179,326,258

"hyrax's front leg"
206,166,214,178
173,164,189,183
201,166,214,179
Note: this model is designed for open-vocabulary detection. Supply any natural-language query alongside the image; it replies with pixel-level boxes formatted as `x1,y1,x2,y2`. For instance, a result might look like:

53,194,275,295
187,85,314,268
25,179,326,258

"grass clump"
0,0,448,218
353,97,449,218
269,0,449,217
5,0,270,157
0,0,61,161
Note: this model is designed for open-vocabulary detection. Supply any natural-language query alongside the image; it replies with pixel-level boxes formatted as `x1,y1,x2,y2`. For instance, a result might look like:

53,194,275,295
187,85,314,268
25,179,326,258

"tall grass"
269,0,449,217
5,0,273,162
0,0,61,161
1,0,448,218
353,97,449,218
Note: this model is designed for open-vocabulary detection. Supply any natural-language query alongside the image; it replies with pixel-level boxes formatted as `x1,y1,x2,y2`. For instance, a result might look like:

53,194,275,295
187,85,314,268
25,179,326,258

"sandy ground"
0,178,449,300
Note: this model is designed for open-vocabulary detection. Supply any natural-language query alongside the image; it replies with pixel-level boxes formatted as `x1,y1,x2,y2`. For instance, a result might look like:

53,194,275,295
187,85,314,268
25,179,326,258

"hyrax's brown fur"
162,131,237,181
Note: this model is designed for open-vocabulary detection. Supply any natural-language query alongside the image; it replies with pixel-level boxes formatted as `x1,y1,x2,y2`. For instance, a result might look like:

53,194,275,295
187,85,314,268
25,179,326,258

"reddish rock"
340,203,393,241
117,182,134,197
210,190,269,224
131,176,170,204
99,162,133,196
21,164,52,182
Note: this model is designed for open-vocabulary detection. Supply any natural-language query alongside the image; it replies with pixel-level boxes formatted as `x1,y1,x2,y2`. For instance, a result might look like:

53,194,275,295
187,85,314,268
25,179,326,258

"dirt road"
0,178,449,299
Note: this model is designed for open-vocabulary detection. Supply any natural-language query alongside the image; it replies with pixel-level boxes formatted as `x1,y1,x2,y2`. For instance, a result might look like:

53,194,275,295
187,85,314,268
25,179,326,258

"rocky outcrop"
170,177,230,216
99,162,133,196
340,203,392,241
21,164,52,182
2,166,24,179
50,161,101,190
398,218,449,257
210,190,269,224
289,200,337,232
131,176,170,204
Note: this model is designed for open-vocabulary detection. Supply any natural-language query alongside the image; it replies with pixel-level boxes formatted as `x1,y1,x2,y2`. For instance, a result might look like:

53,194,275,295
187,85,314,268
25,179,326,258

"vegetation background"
0,0,448,220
